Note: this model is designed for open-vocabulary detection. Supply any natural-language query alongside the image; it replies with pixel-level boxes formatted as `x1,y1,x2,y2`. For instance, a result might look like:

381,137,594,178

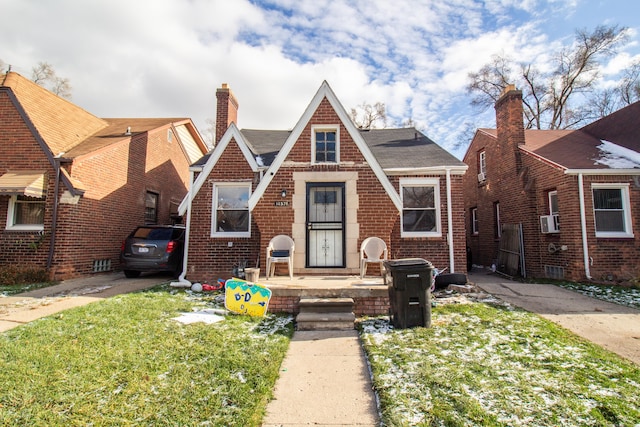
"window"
145,191,159,224
592,184,633,238
6,195,45,231
312,125,339,164
478,150,486,181
548,190,559,215
471,207,479,235
400,178,440,237
494,201,501,239
212,183,250,237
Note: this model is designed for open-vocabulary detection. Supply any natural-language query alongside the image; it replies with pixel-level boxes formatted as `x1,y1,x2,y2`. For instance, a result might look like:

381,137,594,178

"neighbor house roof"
1,71,208,180
476,101,640,172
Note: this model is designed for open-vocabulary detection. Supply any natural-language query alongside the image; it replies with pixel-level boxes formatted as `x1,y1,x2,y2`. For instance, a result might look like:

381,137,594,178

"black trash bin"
384,258,433,329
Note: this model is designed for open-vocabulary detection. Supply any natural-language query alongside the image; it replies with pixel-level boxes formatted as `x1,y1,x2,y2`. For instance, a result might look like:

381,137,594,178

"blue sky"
1,0,639,158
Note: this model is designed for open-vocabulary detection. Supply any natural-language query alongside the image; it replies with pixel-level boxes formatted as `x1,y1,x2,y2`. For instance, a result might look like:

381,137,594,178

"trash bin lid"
384,258,433,269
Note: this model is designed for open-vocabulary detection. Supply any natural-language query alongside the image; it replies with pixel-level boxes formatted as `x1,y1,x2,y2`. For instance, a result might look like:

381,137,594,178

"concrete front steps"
296,297,356,330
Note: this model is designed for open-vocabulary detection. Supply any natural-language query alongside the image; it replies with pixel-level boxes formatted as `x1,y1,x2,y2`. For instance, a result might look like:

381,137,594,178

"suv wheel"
124,270,141,278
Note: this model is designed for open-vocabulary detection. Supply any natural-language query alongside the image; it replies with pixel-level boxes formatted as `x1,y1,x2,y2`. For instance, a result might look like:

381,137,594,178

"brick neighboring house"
180,81,468,283
0,72,208,279
463,85,640,283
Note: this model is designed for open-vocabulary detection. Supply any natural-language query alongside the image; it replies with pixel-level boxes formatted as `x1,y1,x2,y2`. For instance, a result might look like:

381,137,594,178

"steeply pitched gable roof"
2,72,108,156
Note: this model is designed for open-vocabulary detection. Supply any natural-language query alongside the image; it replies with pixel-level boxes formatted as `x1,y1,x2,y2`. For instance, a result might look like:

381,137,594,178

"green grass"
360,301,640,426
0,287,293,426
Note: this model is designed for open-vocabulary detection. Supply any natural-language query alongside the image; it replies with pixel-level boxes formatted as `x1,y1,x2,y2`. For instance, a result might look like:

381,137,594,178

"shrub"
0,264,50,286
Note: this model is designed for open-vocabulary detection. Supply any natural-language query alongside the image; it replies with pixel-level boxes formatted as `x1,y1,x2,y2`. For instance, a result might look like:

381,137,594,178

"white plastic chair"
266,235,295,280
360,237,388,279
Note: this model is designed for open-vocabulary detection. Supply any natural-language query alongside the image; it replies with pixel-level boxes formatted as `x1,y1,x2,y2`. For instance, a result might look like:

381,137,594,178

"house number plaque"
274,201,289,206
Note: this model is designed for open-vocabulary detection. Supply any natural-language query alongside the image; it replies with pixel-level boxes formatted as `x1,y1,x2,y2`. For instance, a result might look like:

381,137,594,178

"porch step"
296,297,355,330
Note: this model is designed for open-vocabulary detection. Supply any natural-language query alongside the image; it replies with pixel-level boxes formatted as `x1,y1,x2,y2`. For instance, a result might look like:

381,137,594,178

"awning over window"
0,171,47,198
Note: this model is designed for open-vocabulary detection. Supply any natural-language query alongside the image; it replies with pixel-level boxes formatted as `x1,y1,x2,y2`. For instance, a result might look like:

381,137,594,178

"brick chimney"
495,85,525,173
215,83,239,146
495,84,525,148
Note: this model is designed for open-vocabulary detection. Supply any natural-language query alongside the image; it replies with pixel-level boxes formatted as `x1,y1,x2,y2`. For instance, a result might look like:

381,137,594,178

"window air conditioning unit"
477,172,486,182
540,215,560,233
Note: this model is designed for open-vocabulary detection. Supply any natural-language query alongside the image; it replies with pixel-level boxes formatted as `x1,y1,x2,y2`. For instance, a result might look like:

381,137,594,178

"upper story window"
400,178,441,237
312,125,339,164
592,184,633,238
477,150,487,182
6,195,45,231
145,191,159,224
212,183,251,237
548,190,559,215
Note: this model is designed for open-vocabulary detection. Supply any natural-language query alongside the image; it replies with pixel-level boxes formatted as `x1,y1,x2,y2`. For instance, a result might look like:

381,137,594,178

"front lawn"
360,297,640,426
0,287,293,426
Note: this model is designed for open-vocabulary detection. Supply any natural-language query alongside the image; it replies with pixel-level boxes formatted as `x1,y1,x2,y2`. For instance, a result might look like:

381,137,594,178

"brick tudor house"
0,72,208,279
179,82,468,303
463,85,640,283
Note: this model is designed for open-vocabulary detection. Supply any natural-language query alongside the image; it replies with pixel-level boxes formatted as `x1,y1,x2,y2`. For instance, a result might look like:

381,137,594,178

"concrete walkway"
262,330,380,427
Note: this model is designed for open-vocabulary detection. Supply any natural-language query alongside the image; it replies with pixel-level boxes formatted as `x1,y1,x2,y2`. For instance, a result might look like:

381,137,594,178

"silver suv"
120,225,185,278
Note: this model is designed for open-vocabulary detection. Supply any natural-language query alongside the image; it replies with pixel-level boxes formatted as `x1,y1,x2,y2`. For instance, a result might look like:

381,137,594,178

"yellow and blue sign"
224,278,272,317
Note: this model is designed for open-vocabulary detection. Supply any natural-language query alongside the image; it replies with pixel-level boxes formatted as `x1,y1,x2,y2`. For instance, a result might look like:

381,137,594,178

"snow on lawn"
360,295,640,426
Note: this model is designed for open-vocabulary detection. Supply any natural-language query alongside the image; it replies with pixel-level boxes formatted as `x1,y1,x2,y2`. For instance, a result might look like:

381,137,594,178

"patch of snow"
594,140,640,169
172,311,225,324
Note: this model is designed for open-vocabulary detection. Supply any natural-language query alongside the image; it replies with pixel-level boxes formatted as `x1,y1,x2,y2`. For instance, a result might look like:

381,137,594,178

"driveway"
0,272,169,332
468,269,640,365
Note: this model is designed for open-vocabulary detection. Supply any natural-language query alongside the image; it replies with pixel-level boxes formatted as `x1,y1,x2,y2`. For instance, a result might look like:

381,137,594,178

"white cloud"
1,0,639,158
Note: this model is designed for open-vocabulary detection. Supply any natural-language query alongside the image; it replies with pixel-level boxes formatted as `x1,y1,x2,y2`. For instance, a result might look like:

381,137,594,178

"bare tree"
467,25,630,129
31,62,72,99
350,101,387,129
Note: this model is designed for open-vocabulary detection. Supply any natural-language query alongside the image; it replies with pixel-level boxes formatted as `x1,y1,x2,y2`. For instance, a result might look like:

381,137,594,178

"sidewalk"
262,330,380,427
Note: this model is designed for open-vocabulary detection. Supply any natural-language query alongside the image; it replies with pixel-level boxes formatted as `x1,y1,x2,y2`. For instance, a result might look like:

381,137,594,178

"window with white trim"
312,125,339,164
471,207,479,235
400,178,441,237
592,184,633,238
6,195,45,231
479,150,486,176
548,190,559,215
145,191,158,224
212,183,251,237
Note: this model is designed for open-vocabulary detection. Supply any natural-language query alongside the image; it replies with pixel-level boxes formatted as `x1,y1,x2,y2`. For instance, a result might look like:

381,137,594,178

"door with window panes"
306,183,345,267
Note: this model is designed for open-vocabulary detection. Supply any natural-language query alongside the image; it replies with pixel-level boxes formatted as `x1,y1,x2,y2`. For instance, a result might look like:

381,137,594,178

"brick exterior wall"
463,88,640,283
185,96,468,282
1,89,195,279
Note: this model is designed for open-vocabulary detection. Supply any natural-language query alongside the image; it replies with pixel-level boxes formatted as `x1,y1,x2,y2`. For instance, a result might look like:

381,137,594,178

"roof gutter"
565,168,640,175
577,173,592,280
384,165,468,176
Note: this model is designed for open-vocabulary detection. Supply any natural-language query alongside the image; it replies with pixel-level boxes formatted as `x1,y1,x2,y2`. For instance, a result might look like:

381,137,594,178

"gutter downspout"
172,170,194,287
446,168,455,272
46,158,61,270
578,173,592,279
